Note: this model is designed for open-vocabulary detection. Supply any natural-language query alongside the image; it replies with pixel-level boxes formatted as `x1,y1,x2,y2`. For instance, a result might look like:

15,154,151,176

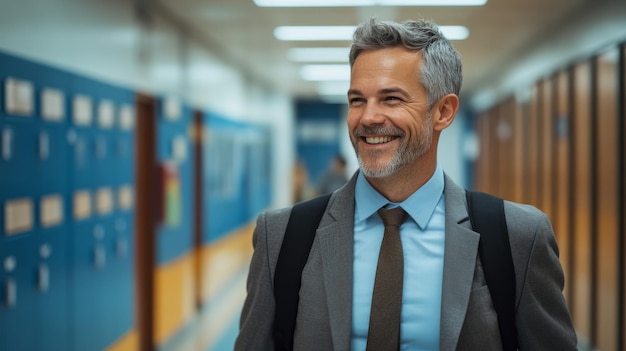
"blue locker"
0,236,45,350
69,95,109,350
69,76,135,351
0,51,135,351
0,51,73,351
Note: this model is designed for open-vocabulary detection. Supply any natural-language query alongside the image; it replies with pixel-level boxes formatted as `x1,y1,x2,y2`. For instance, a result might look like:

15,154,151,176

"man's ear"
432,94,459,131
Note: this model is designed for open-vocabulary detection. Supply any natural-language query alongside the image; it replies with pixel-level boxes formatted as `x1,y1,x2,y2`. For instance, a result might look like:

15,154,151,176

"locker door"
511,98,525,204
69,85,137,351
70,121,110,351
539,78,554,218
0,238,42,350
37,121,71,351
594,47,620,351
553,70,572,304
107,102,136,347
1,116,71,351
524,86,540,207
621,43,626,351
92,97,134,348
571,60,593,342
495,100,514,200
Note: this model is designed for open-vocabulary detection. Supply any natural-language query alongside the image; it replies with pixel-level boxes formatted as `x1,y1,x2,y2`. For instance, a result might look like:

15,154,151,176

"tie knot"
378,207,408,227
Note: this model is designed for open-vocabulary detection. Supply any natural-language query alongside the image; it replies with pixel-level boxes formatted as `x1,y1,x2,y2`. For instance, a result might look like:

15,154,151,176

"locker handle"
38,264,49,292
94,245,106,269
116,236,128,258
4,279,16,308
2,129,13,160
39,132,49,160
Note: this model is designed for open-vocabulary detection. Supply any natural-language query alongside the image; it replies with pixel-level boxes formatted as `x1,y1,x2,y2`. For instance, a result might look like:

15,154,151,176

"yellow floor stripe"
164,222,255,351
106,329,139,351
154,254,196,345
199,222,254,303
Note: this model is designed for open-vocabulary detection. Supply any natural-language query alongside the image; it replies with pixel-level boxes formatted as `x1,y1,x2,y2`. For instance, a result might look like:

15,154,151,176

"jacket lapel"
439,176,481,350
317,174,357,350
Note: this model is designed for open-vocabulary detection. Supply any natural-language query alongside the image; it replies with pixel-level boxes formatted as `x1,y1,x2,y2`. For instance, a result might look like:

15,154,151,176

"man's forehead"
353,46,423,61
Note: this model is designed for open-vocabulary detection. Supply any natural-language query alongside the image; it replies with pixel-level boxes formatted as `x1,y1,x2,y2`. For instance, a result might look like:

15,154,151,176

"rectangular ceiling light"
258,0,370,5
440,26,469,40
275,26,355,41
381,0,486,4
276,25,469,41
317,81,351,96
256,0,486,7
300,64,351,81
287,47,351,62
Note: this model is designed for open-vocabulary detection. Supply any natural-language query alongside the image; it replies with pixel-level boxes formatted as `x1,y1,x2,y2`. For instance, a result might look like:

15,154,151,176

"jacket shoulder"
502,200,551,238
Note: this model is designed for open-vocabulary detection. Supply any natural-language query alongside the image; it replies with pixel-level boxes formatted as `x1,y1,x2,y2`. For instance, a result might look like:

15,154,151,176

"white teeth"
365,136,394,144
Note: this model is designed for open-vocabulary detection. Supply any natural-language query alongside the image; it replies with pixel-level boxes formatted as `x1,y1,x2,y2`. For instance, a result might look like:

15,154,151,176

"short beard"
352,112,433,178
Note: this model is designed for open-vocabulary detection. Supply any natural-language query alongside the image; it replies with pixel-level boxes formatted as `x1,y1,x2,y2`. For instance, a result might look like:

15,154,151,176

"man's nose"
360,103,386,125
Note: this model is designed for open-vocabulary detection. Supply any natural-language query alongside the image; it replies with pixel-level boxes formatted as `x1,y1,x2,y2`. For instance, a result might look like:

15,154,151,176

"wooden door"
134,93,157,351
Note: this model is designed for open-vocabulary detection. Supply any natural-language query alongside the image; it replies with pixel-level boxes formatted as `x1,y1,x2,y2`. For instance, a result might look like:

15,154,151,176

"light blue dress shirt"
351,166,446,351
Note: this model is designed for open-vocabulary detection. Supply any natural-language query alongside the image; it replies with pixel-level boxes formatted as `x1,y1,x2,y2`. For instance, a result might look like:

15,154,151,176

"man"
236,17,577,350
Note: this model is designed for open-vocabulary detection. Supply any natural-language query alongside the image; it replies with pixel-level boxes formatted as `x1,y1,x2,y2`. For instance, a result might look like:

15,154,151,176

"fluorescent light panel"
276,25,469,41
300,64,351,81
287,47,351,62
256,0,487,6
317,81,350,96
439,26,469,40
275,26,355,41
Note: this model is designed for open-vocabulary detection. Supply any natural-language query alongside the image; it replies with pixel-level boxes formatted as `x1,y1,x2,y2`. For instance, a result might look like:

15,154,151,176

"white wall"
438,112,467,189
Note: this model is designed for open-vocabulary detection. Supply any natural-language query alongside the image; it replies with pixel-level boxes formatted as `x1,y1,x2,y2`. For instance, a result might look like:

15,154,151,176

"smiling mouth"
364,136,397,144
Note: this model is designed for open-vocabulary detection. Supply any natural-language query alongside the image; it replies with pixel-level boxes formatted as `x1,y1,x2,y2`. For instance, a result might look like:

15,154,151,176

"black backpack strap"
272,193,332,351
466,190,518,351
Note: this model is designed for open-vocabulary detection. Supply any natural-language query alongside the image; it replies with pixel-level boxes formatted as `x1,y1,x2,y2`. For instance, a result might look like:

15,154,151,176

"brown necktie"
366,207,408,351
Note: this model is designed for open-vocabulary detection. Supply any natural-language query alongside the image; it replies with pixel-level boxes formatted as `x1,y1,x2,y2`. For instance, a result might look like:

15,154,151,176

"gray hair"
349,17,462,108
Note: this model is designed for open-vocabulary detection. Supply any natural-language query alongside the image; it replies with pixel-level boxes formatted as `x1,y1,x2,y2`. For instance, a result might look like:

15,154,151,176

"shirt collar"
355,165,445,230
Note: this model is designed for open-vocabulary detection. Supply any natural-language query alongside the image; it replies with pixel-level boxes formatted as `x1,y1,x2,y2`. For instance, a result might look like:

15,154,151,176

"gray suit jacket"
235,174,577,350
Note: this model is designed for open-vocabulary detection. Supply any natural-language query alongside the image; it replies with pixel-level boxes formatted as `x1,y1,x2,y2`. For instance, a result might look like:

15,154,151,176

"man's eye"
385,96,401,101
349,98,365,105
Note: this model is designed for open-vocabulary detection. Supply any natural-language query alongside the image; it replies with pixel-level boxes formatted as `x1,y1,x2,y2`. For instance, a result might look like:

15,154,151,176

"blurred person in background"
292,159,310,203
236,17,576,351
317,154,349,195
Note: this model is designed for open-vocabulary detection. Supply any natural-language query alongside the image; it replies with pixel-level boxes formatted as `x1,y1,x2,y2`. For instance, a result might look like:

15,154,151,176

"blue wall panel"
243,126,272,221
295,101,345,185
203,112,271,244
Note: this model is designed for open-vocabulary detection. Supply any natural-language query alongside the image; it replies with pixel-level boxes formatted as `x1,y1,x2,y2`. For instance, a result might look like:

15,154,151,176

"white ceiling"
157,0,606,106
